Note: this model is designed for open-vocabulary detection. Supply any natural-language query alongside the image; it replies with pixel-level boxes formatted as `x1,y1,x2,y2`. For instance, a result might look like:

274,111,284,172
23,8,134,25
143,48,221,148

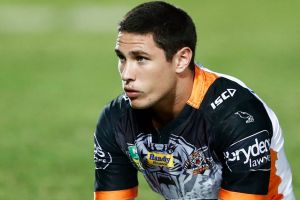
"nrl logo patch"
147,152,174,168
128,145,144,171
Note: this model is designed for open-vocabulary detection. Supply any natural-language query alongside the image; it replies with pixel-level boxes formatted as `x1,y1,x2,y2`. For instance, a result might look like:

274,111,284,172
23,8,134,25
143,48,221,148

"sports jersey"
94,65,295,200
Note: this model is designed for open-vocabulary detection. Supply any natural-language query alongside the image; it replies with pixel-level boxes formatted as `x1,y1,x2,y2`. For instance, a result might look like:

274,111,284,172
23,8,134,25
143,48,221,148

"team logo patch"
147,152,174,168
94,134,112,170
223,130,271,172
184,147,212,175
235,111,254,123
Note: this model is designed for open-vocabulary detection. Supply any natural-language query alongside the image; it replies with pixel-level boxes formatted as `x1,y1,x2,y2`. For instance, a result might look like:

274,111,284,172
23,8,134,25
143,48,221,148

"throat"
150,103,185,129
151,114,173,129
150,69,194,129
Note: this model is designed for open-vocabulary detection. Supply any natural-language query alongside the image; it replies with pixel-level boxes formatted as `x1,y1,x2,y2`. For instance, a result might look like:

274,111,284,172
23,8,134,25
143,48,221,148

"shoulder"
199,69,273,149
94,95,131,149
102,94,131,116
98,94,131,126
200,71,259,117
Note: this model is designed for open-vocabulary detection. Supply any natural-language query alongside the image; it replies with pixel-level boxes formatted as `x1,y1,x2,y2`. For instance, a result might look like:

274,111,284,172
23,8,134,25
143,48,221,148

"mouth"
124,88,141,99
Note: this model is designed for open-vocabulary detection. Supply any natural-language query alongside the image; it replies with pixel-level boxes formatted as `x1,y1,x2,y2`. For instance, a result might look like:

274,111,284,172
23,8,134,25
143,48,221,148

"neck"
151,69,194,128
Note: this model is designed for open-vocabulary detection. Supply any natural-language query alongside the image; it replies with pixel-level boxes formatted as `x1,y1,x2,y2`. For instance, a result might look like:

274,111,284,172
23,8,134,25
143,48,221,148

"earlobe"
175,47,193,73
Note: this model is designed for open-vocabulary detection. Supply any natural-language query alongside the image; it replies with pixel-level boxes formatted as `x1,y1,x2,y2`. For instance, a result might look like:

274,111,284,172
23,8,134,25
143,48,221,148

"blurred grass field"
0,0,299,199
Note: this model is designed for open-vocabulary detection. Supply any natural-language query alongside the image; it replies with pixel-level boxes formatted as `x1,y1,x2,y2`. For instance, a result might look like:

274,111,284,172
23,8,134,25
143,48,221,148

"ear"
174,47,193,73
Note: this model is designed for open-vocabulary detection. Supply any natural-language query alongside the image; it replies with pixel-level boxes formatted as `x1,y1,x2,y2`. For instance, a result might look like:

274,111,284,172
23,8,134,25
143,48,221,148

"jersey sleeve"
94,105,138,199
212,96,273,199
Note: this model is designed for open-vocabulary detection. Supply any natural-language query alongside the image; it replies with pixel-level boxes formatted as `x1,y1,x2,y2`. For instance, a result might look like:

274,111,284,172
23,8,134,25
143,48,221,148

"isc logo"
210,89,236,109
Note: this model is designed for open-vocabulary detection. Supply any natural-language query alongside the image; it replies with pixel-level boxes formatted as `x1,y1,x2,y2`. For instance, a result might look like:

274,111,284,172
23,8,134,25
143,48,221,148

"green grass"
0,0,299,199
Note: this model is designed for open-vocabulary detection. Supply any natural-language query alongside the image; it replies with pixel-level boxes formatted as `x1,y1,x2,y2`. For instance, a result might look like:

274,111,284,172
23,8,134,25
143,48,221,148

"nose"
120,62,135,82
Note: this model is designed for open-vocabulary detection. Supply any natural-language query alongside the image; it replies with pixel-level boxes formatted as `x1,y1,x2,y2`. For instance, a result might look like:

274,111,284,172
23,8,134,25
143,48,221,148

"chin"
129,99,153,110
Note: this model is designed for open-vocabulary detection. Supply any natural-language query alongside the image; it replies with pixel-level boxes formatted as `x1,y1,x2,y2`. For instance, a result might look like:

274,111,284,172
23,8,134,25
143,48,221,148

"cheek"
138,62,175,93
118,62,123,74
149,70,176,95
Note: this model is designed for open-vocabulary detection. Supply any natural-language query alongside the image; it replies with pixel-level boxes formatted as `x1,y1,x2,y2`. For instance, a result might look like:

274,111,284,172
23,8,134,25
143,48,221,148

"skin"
115,32,194,128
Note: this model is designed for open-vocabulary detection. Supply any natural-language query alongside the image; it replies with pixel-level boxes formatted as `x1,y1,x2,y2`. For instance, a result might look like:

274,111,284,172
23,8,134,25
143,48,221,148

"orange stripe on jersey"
266,149,284,200
94,187,138,200
218,188,266,200
187,66,218,109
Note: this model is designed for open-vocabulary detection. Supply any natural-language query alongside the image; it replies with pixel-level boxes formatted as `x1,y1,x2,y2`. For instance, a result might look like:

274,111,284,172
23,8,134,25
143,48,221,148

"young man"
94,1,295,199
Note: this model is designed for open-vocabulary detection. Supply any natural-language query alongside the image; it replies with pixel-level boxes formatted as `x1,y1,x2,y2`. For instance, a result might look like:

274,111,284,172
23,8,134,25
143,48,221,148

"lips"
124,88,141,99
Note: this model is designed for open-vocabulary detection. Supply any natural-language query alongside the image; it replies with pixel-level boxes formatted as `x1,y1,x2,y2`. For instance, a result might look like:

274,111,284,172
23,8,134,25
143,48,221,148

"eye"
117,55,126,63
136,56,148,63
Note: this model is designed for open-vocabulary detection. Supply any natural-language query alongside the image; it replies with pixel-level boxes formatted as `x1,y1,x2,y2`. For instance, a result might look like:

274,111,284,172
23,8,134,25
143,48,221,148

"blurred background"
0,0,299,199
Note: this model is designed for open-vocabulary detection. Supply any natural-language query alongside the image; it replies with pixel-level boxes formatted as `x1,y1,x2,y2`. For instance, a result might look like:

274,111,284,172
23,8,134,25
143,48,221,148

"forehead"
115,32,159,52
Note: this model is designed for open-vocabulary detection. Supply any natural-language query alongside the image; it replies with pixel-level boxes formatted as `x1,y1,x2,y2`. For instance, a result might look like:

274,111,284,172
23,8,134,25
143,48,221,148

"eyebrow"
129,50,150,57
114,49,150,57
115,49,123,57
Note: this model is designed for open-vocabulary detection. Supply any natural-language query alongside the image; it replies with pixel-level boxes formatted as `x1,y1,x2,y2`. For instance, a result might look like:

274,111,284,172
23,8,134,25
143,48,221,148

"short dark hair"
118,1,197,70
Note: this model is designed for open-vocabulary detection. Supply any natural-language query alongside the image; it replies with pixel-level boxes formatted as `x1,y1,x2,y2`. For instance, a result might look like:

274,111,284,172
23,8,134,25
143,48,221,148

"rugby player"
93,1,295,199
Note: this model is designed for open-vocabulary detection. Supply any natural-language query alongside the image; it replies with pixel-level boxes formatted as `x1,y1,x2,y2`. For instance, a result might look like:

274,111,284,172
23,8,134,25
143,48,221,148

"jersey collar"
187,65,218,109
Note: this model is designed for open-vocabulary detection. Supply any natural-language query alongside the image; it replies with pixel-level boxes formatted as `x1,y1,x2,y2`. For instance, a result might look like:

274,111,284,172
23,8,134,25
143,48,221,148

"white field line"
0,5,130,33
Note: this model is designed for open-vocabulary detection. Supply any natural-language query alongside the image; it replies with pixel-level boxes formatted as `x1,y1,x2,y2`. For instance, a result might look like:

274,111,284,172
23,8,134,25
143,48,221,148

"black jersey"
94,66,294,200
